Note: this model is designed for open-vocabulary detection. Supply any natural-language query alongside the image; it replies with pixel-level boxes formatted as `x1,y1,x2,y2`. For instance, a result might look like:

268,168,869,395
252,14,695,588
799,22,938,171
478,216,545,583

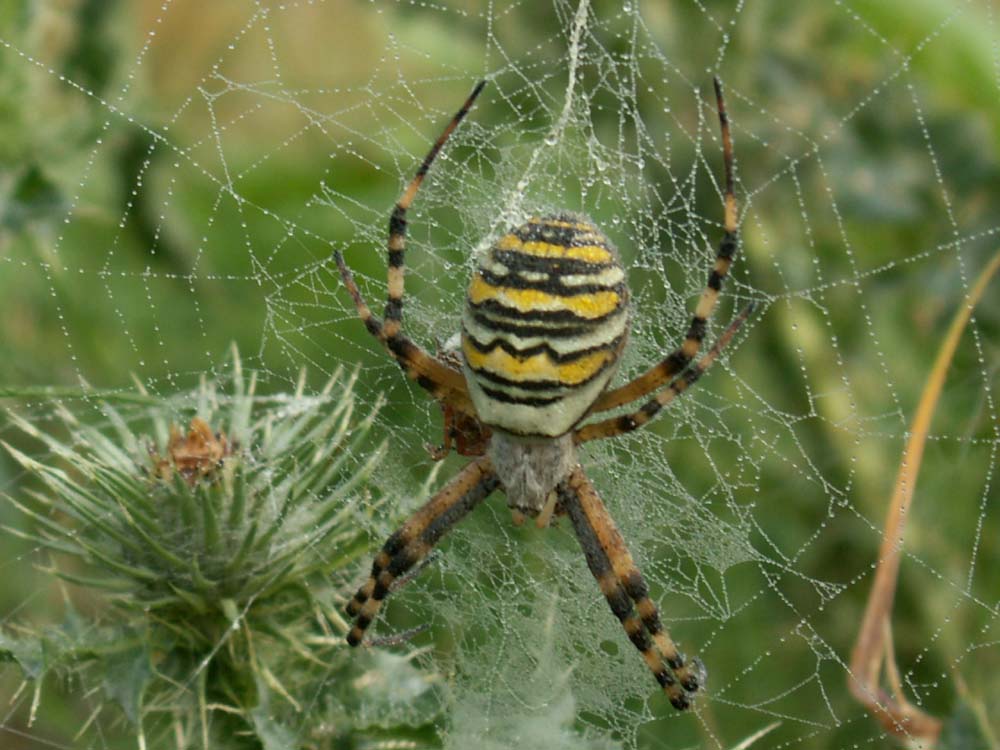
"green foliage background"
1,0,999,748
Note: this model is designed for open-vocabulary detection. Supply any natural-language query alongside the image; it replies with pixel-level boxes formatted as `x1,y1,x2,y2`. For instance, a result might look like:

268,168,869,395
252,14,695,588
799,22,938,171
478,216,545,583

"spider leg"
425,400,458,461
575,304,752,443
591,76,738,414
333,81,485,409
345,455,498,646
383,80,486,340
559,466,699,710
334,251,473,412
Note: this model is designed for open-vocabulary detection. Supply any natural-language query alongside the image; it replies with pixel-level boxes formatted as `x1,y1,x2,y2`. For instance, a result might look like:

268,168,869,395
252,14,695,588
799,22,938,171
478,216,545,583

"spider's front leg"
559,466,703,710
345,455,498,646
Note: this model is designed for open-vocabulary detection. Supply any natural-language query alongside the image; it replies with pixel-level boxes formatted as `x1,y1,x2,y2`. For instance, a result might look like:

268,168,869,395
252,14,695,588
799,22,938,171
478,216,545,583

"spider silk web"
2,1,1000,748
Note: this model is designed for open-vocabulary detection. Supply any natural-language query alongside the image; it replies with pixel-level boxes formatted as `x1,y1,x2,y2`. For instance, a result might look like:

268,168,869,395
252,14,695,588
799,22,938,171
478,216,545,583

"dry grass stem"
848,249,1000,746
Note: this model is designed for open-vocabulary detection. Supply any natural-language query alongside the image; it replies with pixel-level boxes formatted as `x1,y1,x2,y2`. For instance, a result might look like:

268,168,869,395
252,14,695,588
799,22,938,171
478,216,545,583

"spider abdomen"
461,213,629,437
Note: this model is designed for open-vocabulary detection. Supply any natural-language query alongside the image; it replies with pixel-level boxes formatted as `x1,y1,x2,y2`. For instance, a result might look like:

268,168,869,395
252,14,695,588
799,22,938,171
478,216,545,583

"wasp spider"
335,78,750,710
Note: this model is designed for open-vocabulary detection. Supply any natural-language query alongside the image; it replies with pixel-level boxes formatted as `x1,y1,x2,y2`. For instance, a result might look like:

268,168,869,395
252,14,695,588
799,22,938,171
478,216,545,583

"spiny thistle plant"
0,349,444,749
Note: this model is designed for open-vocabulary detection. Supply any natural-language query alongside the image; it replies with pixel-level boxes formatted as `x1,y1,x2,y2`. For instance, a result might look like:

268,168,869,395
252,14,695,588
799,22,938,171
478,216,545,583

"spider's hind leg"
381,80,485,340
333,80,486,413
333,251,473,411
575,303,753,443
590,75,740,415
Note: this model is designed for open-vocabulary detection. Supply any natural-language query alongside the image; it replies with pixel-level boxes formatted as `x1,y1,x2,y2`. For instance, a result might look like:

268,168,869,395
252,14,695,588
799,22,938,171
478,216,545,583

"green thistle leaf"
2,349,445,747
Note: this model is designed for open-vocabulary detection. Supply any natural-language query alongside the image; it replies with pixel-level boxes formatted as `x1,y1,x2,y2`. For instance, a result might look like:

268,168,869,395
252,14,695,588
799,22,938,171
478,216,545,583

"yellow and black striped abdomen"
461,213,629,437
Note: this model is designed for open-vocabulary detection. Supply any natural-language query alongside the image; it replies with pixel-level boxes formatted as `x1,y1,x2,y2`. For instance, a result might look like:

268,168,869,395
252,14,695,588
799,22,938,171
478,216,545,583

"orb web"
1,1,998,748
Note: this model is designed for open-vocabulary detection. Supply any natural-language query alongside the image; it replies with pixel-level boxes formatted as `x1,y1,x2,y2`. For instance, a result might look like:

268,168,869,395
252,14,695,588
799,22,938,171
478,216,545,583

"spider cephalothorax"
334,79,749,711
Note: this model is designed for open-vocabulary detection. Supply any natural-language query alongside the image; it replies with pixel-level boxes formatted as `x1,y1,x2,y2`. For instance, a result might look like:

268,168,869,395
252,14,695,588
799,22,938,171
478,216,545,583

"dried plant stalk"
849,249,1000,746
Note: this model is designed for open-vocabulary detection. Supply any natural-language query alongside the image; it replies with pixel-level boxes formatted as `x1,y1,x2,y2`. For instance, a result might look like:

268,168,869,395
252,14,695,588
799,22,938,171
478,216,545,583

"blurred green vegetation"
1,1,999,748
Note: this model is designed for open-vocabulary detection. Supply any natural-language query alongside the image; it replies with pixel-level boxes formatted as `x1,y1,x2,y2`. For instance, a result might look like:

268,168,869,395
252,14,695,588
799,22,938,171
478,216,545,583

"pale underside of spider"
334,78,750,711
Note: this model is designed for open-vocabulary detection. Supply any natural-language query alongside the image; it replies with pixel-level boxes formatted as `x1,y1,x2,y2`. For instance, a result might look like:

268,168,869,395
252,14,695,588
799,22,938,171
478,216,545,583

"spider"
334,78,750,711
